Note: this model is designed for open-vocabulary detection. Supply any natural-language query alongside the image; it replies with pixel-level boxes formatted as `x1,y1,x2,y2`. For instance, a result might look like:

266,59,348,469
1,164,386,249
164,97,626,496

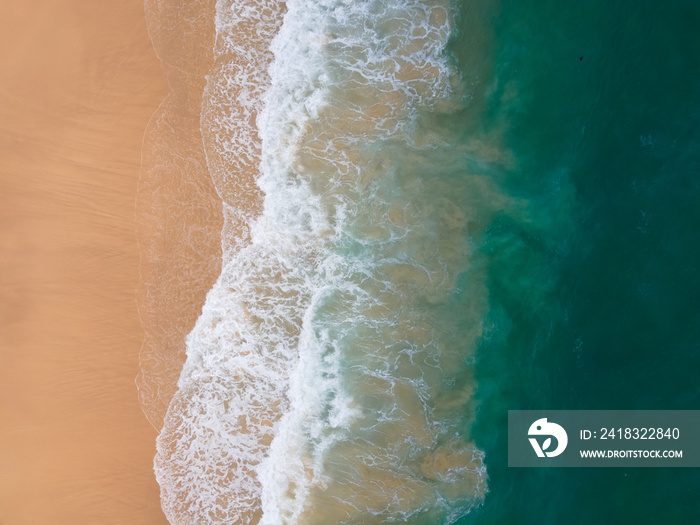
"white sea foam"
154,0,489,523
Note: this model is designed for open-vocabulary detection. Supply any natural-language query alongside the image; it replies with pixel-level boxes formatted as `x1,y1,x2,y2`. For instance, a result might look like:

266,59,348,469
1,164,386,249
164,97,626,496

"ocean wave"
153,0,490,523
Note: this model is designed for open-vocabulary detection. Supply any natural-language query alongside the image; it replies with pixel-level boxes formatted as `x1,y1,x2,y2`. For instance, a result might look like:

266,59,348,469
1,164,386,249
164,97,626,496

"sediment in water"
145,1,513,523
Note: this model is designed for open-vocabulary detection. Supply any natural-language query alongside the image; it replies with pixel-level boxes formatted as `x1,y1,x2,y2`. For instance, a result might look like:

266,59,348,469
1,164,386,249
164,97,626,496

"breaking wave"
144,0,502,522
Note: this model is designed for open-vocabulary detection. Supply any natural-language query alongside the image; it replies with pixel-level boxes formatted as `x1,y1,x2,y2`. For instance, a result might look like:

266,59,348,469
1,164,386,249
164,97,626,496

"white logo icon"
528,418,568,457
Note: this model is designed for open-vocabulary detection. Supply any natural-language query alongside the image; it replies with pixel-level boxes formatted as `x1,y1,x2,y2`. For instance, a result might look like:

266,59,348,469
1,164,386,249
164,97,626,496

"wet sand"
0,1,169,523
136,0,222,431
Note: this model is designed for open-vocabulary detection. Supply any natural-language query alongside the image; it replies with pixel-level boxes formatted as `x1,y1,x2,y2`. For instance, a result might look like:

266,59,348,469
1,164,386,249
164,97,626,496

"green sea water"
449,0,700,523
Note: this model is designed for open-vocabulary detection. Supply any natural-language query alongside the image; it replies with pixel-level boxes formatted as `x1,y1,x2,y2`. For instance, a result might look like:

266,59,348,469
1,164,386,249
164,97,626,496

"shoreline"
136,0,222,431
0,1,169,522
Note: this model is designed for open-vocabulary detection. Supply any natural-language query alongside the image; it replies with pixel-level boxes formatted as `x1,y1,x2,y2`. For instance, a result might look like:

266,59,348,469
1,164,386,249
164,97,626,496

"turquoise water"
453,0,700,523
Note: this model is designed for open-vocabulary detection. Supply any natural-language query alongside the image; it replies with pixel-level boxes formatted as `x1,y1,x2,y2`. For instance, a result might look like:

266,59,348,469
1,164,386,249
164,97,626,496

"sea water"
141,0,700,523
458,1,700,523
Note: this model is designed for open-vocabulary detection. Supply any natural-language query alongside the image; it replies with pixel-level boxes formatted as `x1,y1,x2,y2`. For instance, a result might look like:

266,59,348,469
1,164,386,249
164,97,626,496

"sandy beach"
0,1,169,523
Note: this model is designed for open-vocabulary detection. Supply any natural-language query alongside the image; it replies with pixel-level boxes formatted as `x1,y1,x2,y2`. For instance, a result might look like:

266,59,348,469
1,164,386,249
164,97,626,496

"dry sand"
0,1,169,523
